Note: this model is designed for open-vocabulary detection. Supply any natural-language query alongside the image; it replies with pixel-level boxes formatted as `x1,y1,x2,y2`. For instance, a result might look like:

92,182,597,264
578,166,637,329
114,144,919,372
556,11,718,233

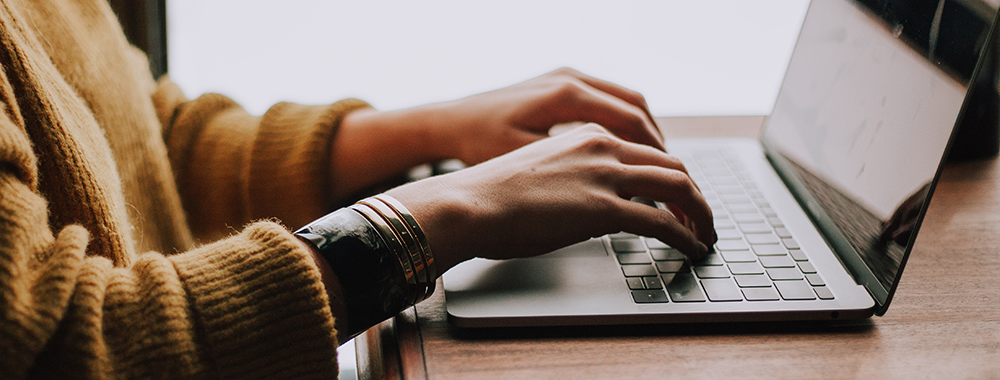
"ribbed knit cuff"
249,98,372,229
170,221,338,379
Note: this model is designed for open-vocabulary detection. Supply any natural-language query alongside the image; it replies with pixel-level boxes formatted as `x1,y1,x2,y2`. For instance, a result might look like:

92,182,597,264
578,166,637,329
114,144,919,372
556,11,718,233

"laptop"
443,0,1000,327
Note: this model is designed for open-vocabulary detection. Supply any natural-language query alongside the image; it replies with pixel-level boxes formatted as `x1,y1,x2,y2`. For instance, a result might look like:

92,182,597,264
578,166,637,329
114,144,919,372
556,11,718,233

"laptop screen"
760,0,997,313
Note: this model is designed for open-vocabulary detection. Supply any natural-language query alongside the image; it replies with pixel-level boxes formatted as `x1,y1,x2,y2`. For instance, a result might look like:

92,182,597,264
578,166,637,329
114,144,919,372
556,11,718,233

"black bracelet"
294,207,409,338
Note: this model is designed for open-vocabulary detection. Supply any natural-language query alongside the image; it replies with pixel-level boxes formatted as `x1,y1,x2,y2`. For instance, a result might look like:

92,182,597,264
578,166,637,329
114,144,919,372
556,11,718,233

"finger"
613,165,715,246
546,80,664,150
610,138,689,175
611,197,709,260
551,67,659,131
599,135,703,193
665,204,690,227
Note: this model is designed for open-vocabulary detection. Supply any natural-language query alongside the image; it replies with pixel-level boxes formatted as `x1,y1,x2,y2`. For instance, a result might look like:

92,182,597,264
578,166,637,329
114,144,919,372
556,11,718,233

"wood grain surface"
358,116,1000,380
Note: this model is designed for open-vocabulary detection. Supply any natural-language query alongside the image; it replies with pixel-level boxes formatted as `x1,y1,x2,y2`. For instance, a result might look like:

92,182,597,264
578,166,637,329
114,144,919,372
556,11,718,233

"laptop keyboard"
617,150,835,304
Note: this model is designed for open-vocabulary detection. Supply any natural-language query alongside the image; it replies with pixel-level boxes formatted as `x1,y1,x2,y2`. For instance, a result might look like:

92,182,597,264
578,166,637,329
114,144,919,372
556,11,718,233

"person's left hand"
428,67,663,165
329,68,662,205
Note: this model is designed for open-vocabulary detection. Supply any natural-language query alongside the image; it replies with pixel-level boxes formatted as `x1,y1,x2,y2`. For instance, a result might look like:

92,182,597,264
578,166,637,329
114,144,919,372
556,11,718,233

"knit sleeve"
152,77,371,241
0,109,340,378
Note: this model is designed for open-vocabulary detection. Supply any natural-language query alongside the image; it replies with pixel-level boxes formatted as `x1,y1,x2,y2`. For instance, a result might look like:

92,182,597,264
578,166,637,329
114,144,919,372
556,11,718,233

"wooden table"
356,116,1000,380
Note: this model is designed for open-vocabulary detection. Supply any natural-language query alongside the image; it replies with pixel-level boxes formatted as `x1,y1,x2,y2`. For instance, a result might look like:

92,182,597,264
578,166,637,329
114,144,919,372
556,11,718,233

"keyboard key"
622,265,657,277
745,233,780,245
798,262,817,273
715,218,736,229
632,290,669,303
760,256,796,268
626,277,645,290
767,217,784,227
706,168,734,177
650,248,685,261
609,232,639,239
716,240,749,251
617,253,651,265
721,194,752,204
728,262,765,275
789,249,808,261
720,250,757,263
742,287,780,301
702,279,745,301
611,239,646,253
716,185,745,194
734,274,772,287
726,204,758,214
805,274,825,286
814,286,835,300
739,223,772,234
709,177,739,186
775,280,816,300
752,244,787,256
631,196,657,207
645,238,670,249
767,268,804,281
760,207,778,217
693,253,725,266
712,209,730,218
733,213,765,223
695,266,731,279
774,227,792,238
716,229,743,240
666,273,707,302
782,238,801,249
643,276,663,289
656,261,689,273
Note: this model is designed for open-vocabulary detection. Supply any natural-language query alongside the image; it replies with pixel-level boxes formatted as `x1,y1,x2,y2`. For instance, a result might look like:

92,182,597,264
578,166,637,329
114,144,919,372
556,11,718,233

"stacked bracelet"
293,194,435,338
352,195,436,302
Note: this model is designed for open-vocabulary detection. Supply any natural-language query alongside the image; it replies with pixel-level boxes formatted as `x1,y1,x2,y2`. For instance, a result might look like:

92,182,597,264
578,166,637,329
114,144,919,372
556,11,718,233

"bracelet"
293,194,436,337
354,195,436,302
354,199,430,301
294,207,409,338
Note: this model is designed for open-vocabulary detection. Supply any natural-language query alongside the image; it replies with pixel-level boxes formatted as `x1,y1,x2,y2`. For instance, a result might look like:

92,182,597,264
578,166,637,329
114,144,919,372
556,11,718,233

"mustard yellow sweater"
0,0,369,378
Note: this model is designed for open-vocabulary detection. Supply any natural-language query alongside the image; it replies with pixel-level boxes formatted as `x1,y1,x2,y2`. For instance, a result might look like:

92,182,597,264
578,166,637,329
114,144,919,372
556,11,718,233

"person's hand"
330,67,661,205
428,67,664,165
385,124,714,273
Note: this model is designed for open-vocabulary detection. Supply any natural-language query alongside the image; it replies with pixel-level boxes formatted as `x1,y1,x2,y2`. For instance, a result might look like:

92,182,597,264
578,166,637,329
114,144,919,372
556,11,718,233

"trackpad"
537,238,608,258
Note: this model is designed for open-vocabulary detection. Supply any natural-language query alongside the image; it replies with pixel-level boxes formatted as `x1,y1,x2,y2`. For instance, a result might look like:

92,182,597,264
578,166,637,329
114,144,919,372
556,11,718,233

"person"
0,0,715,378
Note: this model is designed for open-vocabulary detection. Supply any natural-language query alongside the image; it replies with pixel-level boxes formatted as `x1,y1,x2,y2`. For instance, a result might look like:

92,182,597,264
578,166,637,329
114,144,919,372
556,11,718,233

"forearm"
329,105,452,204
154,77,372,235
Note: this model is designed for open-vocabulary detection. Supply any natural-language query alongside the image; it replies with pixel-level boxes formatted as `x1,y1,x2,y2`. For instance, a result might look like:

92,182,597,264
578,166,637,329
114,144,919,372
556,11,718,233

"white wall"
167,0,808,117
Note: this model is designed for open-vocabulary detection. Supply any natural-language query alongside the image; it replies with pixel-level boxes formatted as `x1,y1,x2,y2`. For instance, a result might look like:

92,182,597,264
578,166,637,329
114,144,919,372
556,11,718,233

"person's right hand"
385,123,716,273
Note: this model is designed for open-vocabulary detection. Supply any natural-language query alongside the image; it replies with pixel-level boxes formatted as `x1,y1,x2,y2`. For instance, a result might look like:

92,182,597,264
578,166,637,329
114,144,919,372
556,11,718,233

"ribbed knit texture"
0,0,361,378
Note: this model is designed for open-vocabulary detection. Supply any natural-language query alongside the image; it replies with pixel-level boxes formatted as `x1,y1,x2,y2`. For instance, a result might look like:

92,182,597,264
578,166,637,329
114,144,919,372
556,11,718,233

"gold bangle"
349,204,421,306
372,194,436,295
357,198,429,290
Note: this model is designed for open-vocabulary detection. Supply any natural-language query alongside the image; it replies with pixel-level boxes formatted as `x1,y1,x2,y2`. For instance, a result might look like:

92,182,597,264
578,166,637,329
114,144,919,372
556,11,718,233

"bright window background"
166,1,808,117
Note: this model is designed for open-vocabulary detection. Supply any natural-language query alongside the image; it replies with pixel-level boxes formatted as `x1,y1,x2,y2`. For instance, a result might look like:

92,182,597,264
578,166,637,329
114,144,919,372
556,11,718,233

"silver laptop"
443,0,1000,327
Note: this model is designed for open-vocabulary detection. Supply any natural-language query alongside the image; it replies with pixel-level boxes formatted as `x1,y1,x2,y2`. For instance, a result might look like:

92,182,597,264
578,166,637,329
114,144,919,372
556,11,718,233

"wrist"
329,107,450,204
294,195,438,339
385,175,483,274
